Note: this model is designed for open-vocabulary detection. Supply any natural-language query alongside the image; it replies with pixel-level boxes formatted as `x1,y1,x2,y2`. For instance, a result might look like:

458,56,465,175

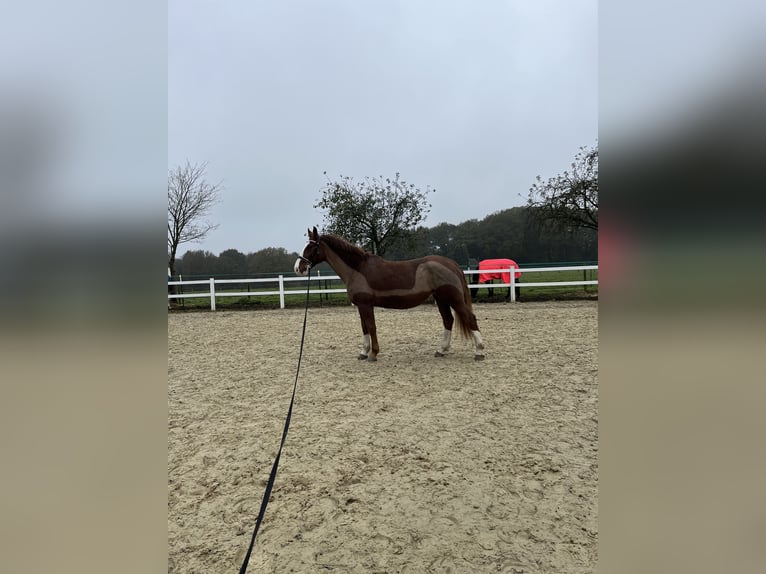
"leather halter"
297,239,319,268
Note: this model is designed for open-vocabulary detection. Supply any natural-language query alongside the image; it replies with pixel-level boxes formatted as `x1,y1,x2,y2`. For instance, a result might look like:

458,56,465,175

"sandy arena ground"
168,300,598,573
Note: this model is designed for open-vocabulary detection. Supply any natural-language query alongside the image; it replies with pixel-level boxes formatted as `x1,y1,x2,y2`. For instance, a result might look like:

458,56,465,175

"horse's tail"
453,262,476,340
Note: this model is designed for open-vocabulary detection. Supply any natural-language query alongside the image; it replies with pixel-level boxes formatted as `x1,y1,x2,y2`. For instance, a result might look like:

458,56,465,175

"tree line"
387,206,596,265
174,206,596,278
170,144,597,277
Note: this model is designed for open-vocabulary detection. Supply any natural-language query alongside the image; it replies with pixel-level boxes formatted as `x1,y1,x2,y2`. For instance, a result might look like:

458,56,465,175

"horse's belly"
374,292,429,309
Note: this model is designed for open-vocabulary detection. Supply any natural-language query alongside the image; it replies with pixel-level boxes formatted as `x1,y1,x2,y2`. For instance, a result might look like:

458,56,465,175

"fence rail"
168,265,598,310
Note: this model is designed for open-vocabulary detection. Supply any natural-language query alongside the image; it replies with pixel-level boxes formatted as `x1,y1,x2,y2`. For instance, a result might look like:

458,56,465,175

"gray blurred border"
601,2,766,573
0,2,167,573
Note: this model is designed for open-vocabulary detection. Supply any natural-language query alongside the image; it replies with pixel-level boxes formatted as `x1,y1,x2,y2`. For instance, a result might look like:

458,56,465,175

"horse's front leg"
358,310,371,360
356,305,379,362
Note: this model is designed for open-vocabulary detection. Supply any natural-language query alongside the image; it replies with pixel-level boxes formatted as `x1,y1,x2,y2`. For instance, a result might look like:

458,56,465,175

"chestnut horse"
294,227,485,361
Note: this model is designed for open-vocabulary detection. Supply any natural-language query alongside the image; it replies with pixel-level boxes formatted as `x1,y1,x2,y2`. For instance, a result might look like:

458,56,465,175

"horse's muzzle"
294,257,310,276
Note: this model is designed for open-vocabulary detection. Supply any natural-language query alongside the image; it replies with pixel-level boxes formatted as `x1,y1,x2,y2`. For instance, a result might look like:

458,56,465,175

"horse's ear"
307,227,312,240
312,226,319,240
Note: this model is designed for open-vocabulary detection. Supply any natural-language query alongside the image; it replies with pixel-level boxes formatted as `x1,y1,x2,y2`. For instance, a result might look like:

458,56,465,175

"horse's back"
358,254,466,298
421,255,464,272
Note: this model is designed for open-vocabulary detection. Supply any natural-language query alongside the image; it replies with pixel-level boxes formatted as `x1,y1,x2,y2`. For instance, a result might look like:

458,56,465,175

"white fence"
168,265,598,310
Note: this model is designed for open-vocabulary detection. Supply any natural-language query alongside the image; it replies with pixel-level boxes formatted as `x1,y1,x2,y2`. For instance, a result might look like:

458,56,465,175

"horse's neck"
322,242,361,283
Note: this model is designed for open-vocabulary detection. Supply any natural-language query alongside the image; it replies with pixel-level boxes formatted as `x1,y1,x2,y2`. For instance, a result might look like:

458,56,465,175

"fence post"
509,267,516,303
279,275,285,309
209,277,216,311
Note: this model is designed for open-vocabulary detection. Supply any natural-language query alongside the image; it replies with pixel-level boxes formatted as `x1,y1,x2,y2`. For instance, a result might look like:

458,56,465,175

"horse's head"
294,226,326,275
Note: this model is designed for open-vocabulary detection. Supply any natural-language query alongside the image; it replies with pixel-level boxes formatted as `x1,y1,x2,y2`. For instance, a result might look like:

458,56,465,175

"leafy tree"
247,247,300,275
427,222,458,255
218,248,248,276
397,226,432,259
176,249,219,277
527,145,598,232
167,161,223,276
314,172,434,255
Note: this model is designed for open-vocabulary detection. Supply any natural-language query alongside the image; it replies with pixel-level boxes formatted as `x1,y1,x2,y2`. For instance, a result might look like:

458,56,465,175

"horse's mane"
320,234,369,270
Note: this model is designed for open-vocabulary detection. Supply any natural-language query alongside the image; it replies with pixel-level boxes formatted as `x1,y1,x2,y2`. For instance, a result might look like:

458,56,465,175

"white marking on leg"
362,334,371,356
471,330,485,356
440,328,452,353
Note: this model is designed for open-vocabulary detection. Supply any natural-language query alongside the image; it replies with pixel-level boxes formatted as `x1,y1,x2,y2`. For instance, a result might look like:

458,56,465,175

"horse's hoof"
358,354,368,360
474,354,486,361
434,351,446,358
367,356,377,362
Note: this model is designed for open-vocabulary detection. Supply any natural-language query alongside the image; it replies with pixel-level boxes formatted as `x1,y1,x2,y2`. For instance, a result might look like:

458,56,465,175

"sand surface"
168,301,597,573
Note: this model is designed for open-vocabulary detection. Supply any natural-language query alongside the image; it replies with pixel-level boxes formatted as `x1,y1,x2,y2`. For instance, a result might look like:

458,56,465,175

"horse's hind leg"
357,305,379,362
470,329,486,360
454,302,486,361
434,299,454,357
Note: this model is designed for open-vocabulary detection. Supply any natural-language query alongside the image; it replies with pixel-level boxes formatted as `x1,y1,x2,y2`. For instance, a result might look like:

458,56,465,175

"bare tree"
167,161,222,276
527,145,598,232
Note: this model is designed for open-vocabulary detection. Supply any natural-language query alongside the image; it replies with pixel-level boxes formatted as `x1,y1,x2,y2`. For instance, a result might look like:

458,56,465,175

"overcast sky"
169,0,598,257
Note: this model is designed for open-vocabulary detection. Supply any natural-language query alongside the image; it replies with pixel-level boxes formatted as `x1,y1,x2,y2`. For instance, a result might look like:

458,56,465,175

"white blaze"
294,241,312,275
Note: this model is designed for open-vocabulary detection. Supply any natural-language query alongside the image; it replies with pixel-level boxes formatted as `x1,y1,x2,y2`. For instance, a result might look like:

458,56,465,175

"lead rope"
238,267,312,574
